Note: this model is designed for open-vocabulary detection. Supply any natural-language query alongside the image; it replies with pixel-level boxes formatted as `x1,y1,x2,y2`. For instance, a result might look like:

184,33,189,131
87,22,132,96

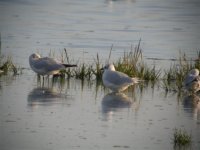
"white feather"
184,69,200,93
102,64,139,92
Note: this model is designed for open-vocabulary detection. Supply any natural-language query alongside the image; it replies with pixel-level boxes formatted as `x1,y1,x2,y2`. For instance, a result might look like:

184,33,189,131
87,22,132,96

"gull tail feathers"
62,64,77,68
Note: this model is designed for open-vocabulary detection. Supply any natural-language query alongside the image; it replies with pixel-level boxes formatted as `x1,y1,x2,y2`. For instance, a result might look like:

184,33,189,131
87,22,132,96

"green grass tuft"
38,44,200,93
115,40,161,81
0,56,18,75
163,51,200,92
173,128,192,147
92,53,103,81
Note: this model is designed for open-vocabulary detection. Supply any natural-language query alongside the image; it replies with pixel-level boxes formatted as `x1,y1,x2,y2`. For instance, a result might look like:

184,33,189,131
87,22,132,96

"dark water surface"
0,0,200,149
1,74,200,150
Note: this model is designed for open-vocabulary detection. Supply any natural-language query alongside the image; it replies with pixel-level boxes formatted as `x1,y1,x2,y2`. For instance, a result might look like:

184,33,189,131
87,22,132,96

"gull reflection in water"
183,94,200,120
102,92,137,121
27,87,66,108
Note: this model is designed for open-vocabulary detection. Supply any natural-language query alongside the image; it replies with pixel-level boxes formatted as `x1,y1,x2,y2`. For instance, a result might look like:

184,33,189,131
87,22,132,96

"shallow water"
0,0,200,149
1,74,200,150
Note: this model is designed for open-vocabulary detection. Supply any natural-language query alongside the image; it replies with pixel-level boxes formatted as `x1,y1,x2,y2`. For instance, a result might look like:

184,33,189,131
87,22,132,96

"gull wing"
33,57,64,72
184,74,199,86
104,70,133,86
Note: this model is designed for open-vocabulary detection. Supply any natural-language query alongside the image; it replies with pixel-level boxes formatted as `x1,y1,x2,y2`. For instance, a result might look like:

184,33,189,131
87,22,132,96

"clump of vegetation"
0,56,18,76
74,64,92,80
115,52,161,81
50,40,161,82
163,51,200,92
56,49,103,80
36,40,200,94
0,33,18,76
92,53,103,81
173,128,192,148
115,39,161,81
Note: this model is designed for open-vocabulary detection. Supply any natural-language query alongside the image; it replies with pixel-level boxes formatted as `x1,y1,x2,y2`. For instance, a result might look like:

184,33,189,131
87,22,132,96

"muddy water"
0,0,200,149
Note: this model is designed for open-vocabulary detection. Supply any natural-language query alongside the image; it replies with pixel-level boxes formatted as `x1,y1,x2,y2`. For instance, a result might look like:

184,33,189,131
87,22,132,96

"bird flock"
29,53,200,94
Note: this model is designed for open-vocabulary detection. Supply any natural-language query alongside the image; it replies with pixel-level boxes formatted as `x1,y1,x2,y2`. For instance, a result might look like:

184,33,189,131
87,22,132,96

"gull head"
29,53,41,60
189,69,199,76
103,64,116,71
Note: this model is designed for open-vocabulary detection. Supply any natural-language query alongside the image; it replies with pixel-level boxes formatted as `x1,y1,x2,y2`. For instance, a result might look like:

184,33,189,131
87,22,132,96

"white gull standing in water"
184,68,200,93
101,64,139,92
29,53,77,76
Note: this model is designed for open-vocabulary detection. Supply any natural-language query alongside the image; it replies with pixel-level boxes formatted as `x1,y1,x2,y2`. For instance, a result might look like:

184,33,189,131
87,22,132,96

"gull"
184,68,200,93
29,53,77,76
102,64,139,92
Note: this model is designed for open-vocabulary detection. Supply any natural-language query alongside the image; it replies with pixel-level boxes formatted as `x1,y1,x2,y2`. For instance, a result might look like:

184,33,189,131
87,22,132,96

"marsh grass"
52,41,161,82
74,64,91,80
163,51,200,92
173,128,192,148
92,53,103,80
41,42,199,94
73,53,103,80
47,49,103,80
0,35,21,76
0,56,18,75
115,40,161,81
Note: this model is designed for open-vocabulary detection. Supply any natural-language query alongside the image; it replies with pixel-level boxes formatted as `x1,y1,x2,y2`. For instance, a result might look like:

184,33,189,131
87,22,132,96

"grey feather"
32,57,65,72
104,70,133,86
